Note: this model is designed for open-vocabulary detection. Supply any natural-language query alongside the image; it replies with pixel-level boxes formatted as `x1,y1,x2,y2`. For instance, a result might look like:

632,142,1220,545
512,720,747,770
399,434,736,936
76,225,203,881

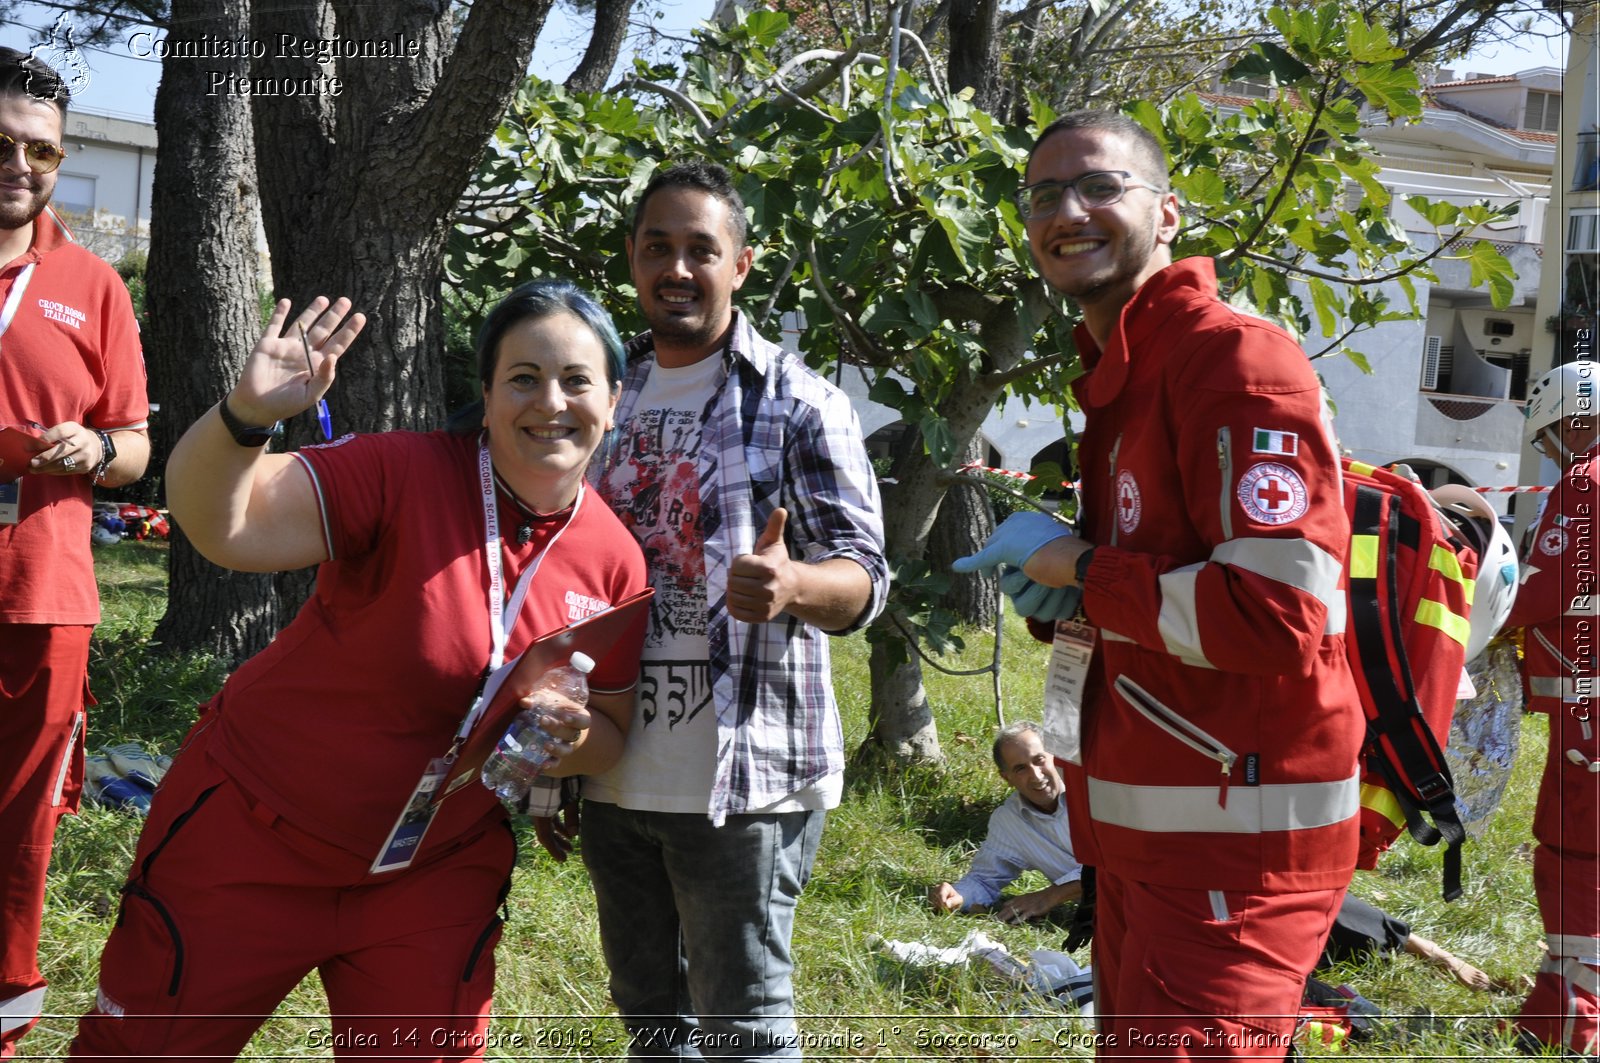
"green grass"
25,540,1557,1059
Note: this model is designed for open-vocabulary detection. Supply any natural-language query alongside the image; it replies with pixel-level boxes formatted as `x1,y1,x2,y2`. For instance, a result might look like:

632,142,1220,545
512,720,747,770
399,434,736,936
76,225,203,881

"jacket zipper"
1217,426,1233,541
121,881,186,997
1114,674,1238,807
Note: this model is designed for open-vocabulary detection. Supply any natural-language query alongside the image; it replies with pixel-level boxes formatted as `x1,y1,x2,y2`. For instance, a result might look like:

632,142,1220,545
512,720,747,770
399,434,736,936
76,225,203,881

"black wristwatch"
218,395,284,448
1074,546,1096,587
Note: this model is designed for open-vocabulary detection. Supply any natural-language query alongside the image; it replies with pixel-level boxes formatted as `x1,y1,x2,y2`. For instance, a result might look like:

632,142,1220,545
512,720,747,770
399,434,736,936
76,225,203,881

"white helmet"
1431,484,1518,664
1524,361,1600,445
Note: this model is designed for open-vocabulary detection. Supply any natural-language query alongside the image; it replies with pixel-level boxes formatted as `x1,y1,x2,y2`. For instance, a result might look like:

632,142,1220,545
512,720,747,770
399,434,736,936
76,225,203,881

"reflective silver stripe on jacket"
1539,954,1600,996
0,986,45,1034
1550,934,1600,966
1086,771,1360,835
1535,628,1581,674
1154,537,1345,665
1529,675,1597,699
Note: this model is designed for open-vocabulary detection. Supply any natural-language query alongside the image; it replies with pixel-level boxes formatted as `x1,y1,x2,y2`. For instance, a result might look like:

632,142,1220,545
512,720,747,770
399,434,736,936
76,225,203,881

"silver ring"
61,456,76,470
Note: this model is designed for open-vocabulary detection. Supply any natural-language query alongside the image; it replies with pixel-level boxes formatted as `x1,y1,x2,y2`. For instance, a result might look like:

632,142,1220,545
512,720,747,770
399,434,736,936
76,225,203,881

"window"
1575,130,1600,192
1569,210,1600,255
53,173,94,217
1525,90,1561,133
1561,209,1599,351
1219,78,1272,99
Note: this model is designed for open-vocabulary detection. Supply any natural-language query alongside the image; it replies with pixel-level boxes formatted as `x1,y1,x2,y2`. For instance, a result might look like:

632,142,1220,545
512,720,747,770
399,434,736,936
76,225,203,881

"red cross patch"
1115,469,1142,535
1539,526,1569,556
1236,462,1309,526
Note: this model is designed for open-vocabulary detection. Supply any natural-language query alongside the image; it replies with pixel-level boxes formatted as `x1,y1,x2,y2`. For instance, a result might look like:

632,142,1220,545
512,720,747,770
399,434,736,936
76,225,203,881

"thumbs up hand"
729,508,795,622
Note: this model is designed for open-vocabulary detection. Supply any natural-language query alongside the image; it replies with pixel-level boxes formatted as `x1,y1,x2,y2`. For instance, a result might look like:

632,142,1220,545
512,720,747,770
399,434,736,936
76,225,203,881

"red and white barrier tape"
1474,484,1551,493
959,462,1078,489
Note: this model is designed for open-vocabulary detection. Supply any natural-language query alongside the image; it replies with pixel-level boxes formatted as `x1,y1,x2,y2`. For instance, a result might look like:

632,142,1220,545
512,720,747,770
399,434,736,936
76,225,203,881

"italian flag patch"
1253,429,1298,456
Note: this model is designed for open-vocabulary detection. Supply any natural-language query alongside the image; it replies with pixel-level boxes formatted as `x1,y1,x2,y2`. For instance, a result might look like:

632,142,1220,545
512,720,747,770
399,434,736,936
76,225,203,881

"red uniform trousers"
0,624,90,1054
70,729,516,1063
1517,709,1600,1056
1093,868,1345,1060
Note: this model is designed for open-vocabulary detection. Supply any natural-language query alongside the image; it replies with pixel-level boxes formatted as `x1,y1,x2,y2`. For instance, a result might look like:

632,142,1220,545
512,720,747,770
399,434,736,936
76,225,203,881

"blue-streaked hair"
448,279,624,433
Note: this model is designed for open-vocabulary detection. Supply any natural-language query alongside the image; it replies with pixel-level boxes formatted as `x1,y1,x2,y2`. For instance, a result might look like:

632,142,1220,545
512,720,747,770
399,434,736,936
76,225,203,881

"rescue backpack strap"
1349,484,1467,901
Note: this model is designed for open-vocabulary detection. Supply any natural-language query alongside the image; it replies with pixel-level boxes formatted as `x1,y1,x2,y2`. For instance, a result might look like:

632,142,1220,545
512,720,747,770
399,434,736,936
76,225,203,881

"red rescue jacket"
1065,258,1365,892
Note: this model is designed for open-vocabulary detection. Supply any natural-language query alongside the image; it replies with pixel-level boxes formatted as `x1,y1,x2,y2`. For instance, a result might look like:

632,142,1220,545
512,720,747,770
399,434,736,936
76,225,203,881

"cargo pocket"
110,882,188,998
51,708,85,811
1113,675,1238,804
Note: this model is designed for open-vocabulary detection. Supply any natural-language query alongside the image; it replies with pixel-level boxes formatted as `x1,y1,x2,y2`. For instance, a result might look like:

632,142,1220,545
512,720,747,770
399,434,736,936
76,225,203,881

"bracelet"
91,429,115,484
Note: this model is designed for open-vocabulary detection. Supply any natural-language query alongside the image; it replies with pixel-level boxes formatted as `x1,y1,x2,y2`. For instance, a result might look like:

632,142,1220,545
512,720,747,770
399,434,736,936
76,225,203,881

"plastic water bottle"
481,652,595,803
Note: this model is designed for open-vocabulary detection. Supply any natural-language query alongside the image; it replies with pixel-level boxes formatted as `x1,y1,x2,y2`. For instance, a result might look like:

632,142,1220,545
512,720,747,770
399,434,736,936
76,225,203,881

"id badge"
371,756,450,874
0,480,19,525
1043,620,1096,765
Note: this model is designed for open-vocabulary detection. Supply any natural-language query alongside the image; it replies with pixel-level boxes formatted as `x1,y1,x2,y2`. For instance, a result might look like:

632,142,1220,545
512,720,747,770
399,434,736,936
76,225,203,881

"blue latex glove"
952,510,1073,575
999,567,1082,621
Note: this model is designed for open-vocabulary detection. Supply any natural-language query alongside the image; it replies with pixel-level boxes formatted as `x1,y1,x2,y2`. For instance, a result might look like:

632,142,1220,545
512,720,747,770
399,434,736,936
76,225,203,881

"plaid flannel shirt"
597,310,887,825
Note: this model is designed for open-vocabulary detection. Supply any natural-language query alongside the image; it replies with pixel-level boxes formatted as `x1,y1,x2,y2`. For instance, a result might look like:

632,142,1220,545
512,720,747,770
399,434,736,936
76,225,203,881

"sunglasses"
1014,170,1155,221
0,131,66,174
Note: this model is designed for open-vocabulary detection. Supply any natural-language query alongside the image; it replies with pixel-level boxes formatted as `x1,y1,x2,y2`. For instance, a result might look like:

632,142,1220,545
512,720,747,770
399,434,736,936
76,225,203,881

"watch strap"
1074,546,1096,587
218,395,283,448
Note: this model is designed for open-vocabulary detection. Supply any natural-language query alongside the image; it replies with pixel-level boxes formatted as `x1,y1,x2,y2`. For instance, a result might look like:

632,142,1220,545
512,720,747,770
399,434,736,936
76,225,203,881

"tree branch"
755,247,805,332
1229,224,1480,286
1308,320,1365,359
1228,75,1333,255
616,76,714,139
805,238,893,364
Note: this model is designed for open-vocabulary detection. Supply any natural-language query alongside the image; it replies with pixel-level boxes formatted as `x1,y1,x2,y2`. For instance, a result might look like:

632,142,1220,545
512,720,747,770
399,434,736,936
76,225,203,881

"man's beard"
644,286,725,350
647,311,723,350
0,184,50,232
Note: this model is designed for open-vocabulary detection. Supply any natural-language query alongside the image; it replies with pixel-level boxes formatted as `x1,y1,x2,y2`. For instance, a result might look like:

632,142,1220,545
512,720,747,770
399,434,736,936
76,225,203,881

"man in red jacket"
0,48,149,1058
956,111,1363,1057
1506,360,1600,1056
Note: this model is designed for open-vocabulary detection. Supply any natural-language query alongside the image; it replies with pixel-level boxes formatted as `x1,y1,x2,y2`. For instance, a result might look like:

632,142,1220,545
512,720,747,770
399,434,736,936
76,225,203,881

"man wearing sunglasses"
0,47,149,1059
956,111,1361,1057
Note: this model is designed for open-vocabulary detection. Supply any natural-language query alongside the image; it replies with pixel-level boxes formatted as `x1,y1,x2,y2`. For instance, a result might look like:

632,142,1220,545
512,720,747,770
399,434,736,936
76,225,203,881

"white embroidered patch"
1237,462,1309,526
1115,469,1142,535
1540,526,1570,556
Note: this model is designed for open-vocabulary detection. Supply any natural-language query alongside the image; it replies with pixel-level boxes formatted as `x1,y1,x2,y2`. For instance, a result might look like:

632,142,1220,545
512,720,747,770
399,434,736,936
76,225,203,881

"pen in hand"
299,323,334,440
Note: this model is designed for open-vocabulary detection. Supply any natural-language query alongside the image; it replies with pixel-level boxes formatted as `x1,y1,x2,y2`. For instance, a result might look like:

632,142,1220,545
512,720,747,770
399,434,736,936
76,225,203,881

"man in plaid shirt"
583,161,887,1060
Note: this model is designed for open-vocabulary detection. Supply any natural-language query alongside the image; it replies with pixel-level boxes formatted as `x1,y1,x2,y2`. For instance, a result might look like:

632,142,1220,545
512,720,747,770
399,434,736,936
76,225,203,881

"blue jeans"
581,801,825,1061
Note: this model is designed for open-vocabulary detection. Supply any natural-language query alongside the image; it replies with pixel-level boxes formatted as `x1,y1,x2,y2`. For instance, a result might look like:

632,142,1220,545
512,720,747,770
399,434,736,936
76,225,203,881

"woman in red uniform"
71,281,647,1061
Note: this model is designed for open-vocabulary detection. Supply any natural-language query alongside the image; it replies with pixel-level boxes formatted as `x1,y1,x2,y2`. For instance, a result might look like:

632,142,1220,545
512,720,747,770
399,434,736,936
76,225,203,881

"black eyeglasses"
1014,170,1156,220
0,131,66,175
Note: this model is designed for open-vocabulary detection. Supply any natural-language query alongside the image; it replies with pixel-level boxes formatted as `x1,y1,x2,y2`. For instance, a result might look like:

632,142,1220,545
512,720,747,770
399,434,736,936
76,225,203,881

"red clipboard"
438,586,654,799
0,425,47,483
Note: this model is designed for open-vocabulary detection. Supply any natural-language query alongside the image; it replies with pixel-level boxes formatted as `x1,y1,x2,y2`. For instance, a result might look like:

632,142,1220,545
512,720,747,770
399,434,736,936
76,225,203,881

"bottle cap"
569,651,596,673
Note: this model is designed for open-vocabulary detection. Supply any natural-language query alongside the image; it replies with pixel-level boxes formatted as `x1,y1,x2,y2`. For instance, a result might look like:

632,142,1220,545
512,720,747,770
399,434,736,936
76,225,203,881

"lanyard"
449,437,583,752
0,263,36,353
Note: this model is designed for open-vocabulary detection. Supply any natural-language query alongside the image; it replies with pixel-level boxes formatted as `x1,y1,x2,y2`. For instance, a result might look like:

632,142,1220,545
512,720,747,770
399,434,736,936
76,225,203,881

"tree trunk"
565,0,634,92
245,0,554,614
863,291,1048,763
946,0,1001,111
147,0,279,664
930,434,995,626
